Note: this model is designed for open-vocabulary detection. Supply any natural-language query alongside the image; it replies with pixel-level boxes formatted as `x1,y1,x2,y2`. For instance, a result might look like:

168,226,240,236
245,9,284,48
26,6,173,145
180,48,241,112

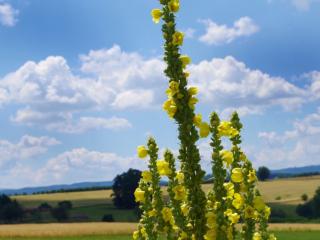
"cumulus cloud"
0,135,60,167
0,3,18,27
199,17,259,45
0,46,163,133
256,108,320,168
189,56,308,114
4,148,146,187
0,45,319,133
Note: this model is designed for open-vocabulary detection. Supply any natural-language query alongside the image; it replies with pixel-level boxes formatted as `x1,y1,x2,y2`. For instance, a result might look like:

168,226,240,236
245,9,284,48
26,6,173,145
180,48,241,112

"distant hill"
271,165,320,177
0,181,113,196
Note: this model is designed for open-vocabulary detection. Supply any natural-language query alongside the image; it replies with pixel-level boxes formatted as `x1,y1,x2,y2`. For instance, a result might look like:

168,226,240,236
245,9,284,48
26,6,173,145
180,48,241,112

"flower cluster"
133,1,276,239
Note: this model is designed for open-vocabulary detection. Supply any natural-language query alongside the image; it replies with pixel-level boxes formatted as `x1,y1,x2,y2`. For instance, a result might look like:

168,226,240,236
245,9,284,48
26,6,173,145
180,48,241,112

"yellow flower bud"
137,145,148,158
168,0,180,12
193,114,202,127
141,171,152,182
151,9,163,23
179,55,191,68
172,31,184,46
199,122,210,138
188,87,198,96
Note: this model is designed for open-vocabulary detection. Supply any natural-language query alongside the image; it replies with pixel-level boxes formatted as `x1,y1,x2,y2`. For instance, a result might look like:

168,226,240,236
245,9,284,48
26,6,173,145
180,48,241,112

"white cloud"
256,108,320,168
199,17,259,45
0,46,163,133
291,0,320,10
0,3,18,27
0,45,319,133
45,116,132,134
0,135,60,167
30,148,147,186
189,56,308,114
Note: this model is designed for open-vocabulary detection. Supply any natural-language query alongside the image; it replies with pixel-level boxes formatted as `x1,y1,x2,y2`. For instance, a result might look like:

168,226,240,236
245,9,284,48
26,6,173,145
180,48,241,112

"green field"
1,232,320,240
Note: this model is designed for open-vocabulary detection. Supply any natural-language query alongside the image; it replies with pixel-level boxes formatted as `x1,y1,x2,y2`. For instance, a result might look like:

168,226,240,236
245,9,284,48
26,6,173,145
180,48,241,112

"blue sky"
0,0,320,188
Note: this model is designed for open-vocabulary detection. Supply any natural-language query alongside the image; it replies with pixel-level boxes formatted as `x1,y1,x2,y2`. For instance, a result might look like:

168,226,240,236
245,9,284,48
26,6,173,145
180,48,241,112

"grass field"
0,223,319,239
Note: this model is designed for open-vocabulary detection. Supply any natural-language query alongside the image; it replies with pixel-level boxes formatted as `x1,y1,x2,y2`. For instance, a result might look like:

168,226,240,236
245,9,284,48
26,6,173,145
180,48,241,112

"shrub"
51,206,69,222
58,201,72,210
301,194,308,202
102,214,114,222
132,2,276,240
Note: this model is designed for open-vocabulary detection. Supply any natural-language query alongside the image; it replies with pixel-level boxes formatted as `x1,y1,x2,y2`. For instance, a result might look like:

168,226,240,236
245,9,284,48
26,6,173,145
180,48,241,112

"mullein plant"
133,1,276,239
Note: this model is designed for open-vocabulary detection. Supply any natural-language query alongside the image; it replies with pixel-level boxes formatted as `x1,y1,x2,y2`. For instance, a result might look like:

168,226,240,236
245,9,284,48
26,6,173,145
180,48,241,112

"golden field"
0,223,319,237
13,175,320,208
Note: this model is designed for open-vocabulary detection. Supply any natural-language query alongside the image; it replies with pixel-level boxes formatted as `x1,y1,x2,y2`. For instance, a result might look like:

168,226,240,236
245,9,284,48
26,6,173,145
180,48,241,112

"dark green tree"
51,206,69,222
112,168,142,209
257,166,271,181
0,195,24,223
58,201,72,210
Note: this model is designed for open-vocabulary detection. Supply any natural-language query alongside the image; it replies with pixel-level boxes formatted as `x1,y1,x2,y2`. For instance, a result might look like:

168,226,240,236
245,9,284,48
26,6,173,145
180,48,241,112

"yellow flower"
168,0,180,12
218,121,239,138
253,196,265,211
184,71,190,78
188,87,198,96
248,170,257,183
228,212,240,224
151,9,163,23
133,230,139,240
232,193,244,210
206,211,216,229
134,188,145,203
220,150,234,167
264,206,271,219
162,207,174,223
253,232,262,240
224,182,234,199
179,55,191,68
188,97,198,110
173,185,186,200
148,209,157,217
169,81,180,96
231,168,244,183
199,122,210,138
156,160,172,176
193,114,202,127
141,171,152,182
137,145,148,158
176,171,184,183
204,229,216,240
244,206,255,219
181,203,189,216
163,98,177,118
172,31,184,45
179,231,188,240
140,227,146,237
269,234,277,240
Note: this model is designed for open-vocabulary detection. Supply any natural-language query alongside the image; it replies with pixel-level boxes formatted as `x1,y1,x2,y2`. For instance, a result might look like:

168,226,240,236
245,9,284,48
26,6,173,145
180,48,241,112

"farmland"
0,223,319,239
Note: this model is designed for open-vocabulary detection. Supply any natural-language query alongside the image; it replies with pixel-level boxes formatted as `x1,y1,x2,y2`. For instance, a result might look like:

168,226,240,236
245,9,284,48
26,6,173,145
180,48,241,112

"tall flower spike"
134,2,275,240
